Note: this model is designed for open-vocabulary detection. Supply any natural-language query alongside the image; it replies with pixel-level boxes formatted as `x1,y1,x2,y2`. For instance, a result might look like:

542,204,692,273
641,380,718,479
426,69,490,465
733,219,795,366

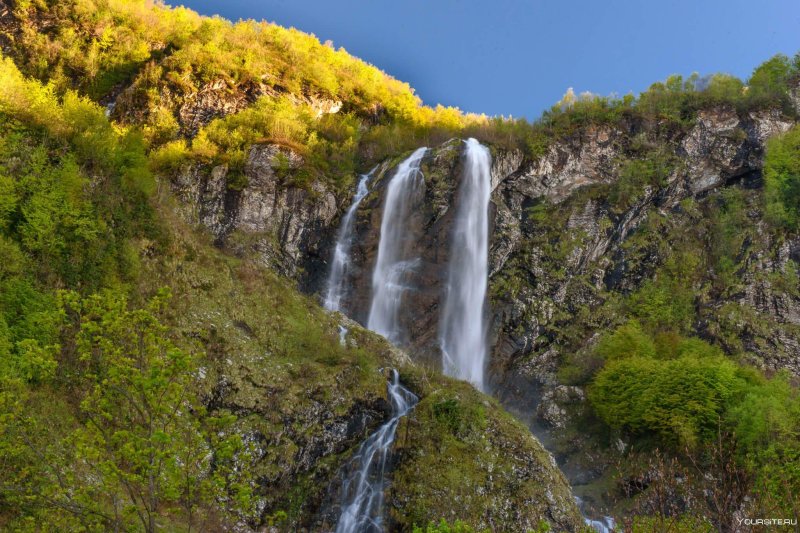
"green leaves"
765,125,800,229
748,54,799,106
594,320,656,361
58,289,254,531
590,350,745,448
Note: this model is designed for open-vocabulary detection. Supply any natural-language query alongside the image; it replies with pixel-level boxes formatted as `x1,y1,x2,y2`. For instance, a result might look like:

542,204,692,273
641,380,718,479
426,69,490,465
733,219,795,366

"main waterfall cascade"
327,140,612,531
439,138,492,390
325,169,375,313
366,147,428,343
334,369,418,533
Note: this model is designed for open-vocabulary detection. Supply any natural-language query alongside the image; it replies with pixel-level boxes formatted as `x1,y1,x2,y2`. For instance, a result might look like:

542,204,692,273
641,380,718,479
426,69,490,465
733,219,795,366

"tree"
765,126,800,229
62,289,251,532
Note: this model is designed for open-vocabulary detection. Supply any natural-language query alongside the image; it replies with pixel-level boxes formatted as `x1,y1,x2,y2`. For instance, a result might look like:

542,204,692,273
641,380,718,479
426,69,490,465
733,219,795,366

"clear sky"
176,0,800,119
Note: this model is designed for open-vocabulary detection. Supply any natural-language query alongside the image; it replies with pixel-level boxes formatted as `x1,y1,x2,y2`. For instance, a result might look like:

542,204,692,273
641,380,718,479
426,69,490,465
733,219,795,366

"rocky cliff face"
172,143,340,278
169,100,798,522
171,106,799,383
488,108,796,386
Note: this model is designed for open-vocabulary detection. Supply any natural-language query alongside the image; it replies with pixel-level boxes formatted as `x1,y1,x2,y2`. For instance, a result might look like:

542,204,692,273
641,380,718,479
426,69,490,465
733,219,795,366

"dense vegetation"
765,124,800,228
6,1,798,193
0,53,252,530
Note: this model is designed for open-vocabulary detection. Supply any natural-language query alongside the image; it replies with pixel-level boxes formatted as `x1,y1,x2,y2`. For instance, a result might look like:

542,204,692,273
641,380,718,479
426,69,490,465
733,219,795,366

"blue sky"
177,0,800,119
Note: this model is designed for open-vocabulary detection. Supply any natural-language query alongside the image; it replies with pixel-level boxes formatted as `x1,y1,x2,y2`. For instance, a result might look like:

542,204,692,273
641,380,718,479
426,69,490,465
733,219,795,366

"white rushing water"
325,170,375,312
585,516,616,533
439,138,491,390
576,496,616,532
334,369,418,533
367,147,427,342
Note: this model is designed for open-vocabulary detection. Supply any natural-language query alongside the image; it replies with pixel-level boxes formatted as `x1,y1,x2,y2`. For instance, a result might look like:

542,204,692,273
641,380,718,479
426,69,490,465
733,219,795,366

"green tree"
590,354,747,447
747,53,797,105
764,125,800,228
62,289,251,532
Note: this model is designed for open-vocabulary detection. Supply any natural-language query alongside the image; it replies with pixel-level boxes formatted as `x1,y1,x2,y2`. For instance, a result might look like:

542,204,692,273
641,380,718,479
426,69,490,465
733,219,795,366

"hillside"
1,1,799,532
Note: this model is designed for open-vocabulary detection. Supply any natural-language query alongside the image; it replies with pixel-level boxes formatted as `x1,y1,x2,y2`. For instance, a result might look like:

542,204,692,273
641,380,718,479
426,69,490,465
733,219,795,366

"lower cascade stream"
334,369,418,533
577,497,616,532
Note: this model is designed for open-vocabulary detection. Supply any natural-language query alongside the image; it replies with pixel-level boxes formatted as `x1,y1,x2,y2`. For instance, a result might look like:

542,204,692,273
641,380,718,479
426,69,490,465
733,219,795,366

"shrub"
594,320,656,361
590,353,747,447
764,125,800,228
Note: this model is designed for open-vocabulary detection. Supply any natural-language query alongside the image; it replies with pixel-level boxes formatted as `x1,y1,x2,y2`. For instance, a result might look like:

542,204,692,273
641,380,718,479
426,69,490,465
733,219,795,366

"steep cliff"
137,212,581,531
166,99,800,519
173,105,799,379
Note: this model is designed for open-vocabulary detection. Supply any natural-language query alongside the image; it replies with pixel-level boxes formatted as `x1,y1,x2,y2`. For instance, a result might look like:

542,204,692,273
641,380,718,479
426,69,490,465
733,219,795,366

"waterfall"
576,496,616,532
325,170,375,312
367,147,427,342
334,369,418,533
585,516,616,533
439,138,491,390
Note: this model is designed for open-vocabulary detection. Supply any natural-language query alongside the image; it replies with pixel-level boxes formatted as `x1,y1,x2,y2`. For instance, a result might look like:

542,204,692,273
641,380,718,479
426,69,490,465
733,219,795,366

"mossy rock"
388,373,583,532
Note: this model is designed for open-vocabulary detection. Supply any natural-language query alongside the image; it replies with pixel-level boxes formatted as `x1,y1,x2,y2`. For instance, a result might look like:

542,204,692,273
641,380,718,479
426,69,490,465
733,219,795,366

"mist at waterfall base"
334,370,418,533
367,147,427,342
439,138,491,390
325,170,374,312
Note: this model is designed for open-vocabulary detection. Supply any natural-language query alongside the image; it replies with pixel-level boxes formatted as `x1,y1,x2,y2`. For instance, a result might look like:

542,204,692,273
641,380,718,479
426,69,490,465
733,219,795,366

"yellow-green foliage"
8,0,204,98
765,125,800,228
0,55,157,288
588,318,800,511
728,372,800,516
589,336,749,447
0,55,153,194
8,2,799,197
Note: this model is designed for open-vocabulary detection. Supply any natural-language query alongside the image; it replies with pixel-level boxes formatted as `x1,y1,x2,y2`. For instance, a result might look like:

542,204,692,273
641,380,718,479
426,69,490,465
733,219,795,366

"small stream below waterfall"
333,369,418,533
495,369,616,532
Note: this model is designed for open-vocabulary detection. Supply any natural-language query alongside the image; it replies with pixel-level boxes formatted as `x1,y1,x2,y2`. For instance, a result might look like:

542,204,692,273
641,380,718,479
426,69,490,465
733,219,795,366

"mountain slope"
0,2,581,531
1,0,800,530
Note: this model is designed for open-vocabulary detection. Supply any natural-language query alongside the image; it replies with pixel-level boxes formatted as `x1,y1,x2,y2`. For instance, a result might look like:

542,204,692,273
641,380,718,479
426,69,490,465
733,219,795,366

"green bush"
590,351,747,447
609,149,676,212
764,125,800,228
728,372,800,514
747,53,800,110
594,320,656,361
